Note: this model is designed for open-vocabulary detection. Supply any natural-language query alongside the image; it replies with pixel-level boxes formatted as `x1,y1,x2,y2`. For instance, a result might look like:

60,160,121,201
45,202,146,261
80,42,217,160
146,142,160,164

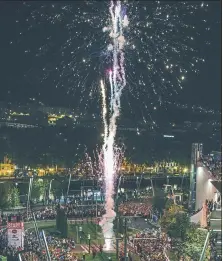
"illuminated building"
120,158,189,175
0,156,16,176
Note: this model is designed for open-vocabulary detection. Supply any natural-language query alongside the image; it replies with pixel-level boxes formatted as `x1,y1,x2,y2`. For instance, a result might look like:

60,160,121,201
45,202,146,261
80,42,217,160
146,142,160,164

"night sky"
0,1,221,114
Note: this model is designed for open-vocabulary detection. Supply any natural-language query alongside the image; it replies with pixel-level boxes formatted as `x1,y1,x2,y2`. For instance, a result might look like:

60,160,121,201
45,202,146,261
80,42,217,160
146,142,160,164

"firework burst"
15,1,209,120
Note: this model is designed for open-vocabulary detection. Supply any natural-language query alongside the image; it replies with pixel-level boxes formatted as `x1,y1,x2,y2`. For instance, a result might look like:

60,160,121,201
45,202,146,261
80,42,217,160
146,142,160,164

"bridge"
0,171,189,182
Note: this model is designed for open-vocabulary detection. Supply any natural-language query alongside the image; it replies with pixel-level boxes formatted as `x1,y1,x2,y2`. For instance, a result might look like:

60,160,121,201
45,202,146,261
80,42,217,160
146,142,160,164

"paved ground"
128,217,154,231
73,245,86,253
210,210,222,219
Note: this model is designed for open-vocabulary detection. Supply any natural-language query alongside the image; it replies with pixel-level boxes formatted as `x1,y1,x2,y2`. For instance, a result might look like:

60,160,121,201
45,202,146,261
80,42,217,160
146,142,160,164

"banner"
7,222,24,249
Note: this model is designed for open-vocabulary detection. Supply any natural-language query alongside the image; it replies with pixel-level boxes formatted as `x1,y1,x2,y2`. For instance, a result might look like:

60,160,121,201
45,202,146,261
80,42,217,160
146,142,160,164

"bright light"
183,168,188,173
163,135,174,138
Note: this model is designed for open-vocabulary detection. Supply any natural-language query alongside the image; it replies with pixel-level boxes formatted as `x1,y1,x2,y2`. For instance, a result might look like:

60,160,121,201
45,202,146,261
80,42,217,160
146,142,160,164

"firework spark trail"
101,80,108,145
100,0,128,251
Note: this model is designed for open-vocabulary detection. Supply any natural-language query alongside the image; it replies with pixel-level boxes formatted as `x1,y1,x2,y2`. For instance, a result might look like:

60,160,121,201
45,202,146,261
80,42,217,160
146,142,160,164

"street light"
66,173,72,202
116,234,124,259
18,254,22,261
167,175,169,185
183,168,188,173
27,177,33,218
77,226,82,243
136,174,143,194
88,234,91,253
124,218,128,261
42,230,51,261
150,178,155,197
47,179,54,205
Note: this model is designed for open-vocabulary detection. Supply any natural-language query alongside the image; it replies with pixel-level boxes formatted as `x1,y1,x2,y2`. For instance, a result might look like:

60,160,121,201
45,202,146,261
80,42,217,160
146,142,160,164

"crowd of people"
0,199,161,261
26,200,153,221
118,202,152,217
199,154,222,180
0,227,80,261
0,228,20,261
22,230,79,260
1,225,170,261
1,196,155,223
206,199,218,213
127,229,170,261
3,203,106,223
0,184,219,260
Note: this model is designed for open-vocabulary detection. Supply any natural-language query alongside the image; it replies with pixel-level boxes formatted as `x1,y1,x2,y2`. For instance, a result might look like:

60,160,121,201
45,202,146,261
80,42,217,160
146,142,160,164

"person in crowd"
199,155,222,181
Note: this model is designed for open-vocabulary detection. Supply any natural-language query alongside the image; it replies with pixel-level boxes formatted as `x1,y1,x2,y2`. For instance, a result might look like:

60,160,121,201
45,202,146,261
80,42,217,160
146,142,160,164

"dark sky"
0,1,221,111
178,1,221,110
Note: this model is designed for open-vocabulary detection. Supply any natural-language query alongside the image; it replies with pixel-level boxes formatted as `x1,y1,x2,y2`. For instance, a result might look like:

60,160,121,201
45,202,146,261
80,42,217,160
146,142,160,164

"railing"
0,171,190,179
199,231,210,261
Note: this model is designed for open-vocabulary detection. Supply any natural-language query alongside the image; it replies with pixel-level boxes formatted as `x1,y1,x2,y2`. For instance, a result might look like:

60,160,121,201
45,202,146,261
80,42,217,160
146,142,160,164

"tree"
8,187,20,208
165,198,175,210
0,183,11,209
116,216,124,234
31,179,48,202
51,180,64,198
176,212,190,240
170,222,208,260
56,206,68,237
180,226,207,260
160,205,185,230
167,212,190,240
168,204,184,215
